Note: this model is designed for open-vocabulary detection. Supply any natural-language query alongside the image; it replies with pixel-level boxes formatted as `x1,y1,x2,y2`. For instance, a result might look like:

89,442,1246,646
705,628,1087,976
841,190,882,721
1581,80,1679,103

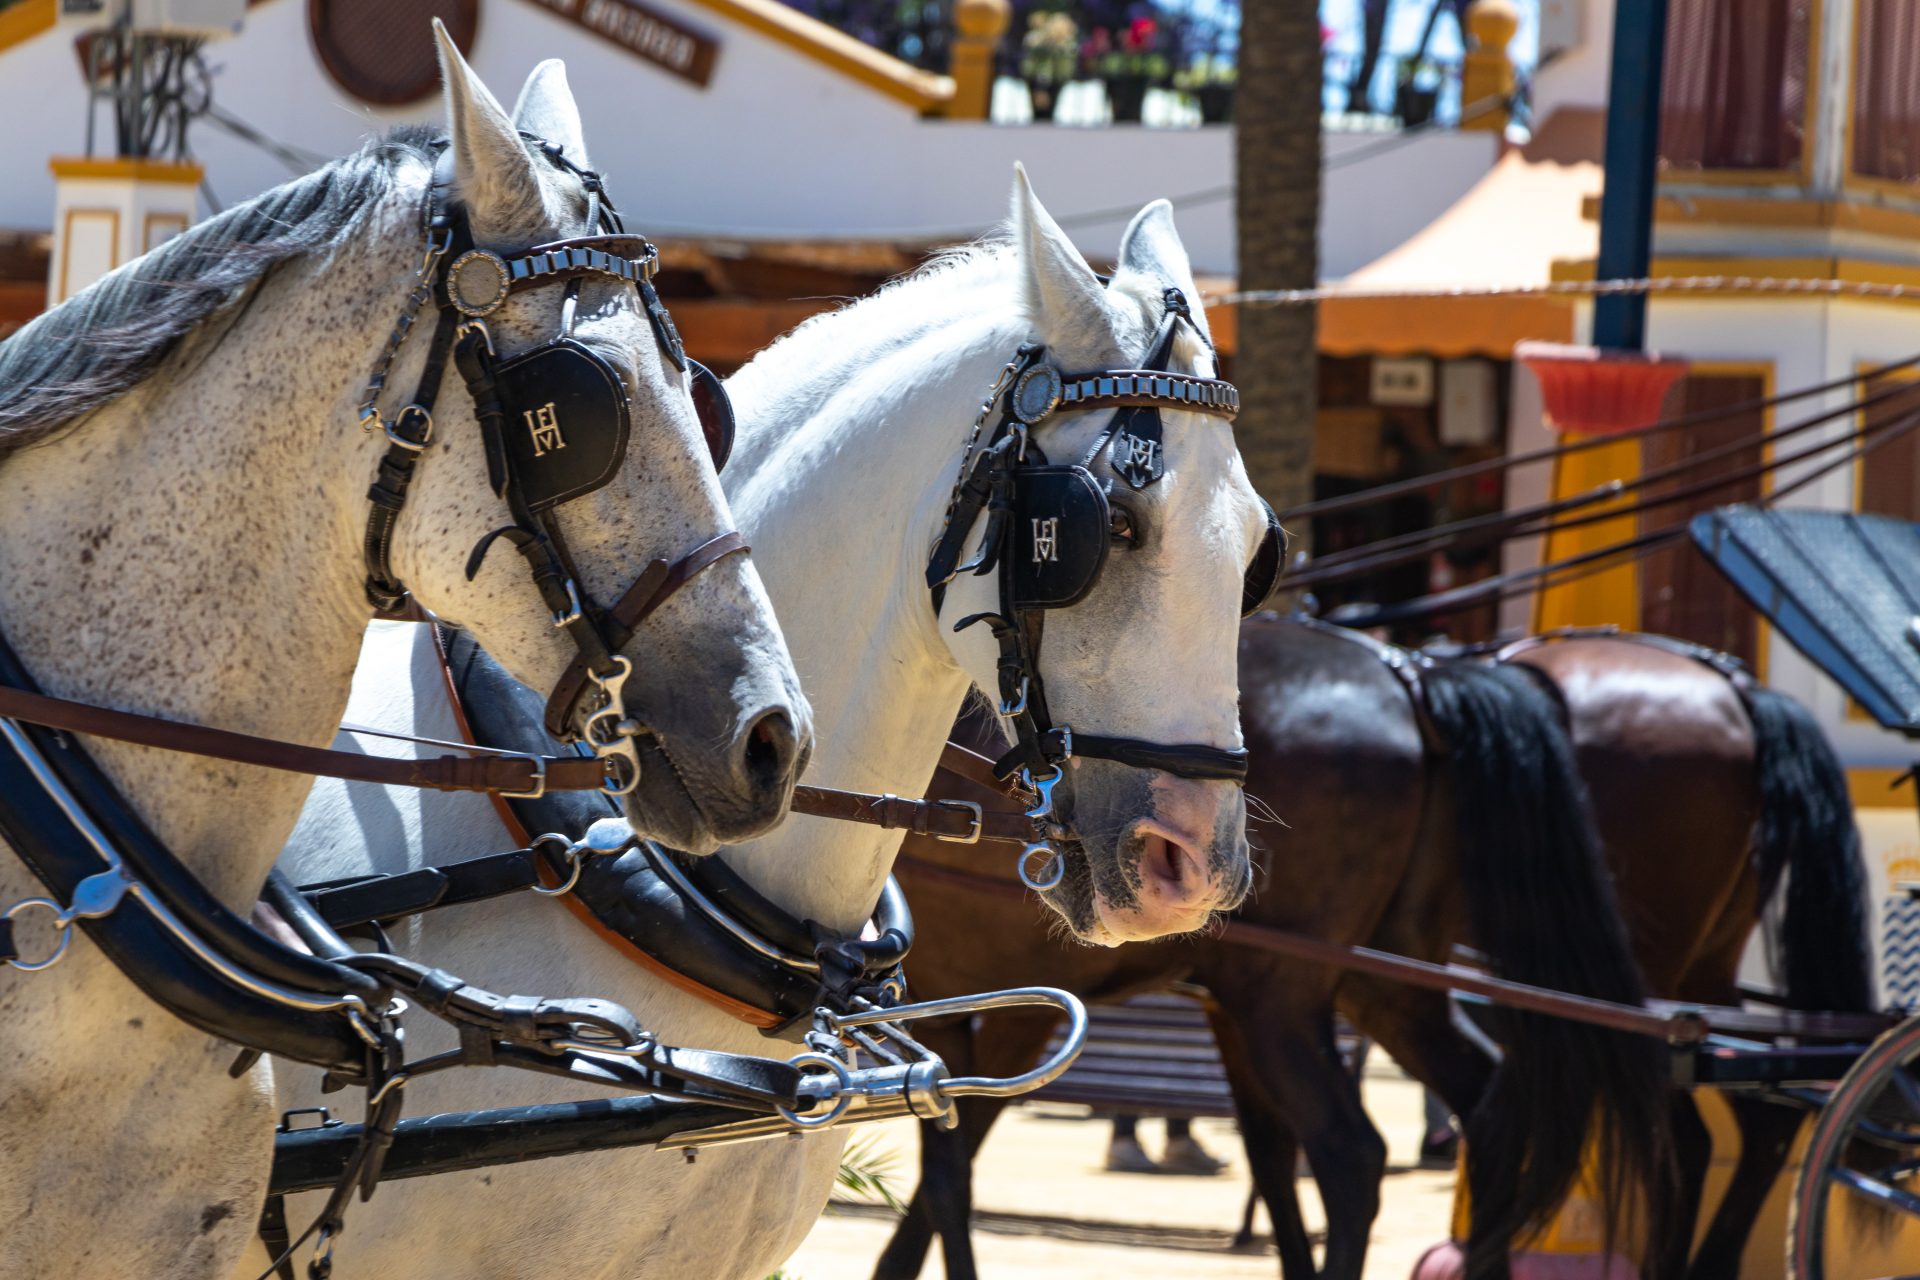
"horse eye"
1108,504,1140,549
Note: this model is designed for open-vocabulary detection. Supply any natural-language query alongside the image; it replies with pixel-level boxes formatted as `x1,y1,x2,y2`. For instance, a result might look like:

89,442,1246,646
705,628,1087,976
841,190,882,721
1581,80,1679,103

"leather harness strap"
540,530,751,738
0,683,607,796
430,629,791,1030
789,782,1036,846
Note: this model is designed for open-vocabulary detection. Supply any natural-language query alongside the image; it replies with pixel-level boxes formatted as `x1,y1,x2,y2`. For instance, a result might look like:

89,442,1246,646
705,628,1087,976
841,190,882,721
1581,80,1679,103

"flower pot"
1027,80,1058,122
1105,73,1149,123
1395,84,1438,128
1196,84,1233,124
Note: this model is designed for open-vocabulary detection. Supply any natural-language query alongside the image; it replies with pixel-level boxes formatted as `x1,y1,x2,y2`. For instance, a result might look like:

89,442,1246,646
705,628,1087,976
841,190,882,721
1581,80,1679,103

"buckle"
385,405,433,452
550,579,585,629
500,754,548,801
931,799,984,845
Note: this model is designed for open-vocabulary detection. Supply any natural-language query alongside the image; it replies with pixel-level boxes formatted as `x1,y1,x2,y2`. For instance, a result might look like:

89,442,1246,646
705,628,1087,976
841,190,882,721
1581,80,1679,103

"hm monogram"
524,401,566,457
1031,517,1059,564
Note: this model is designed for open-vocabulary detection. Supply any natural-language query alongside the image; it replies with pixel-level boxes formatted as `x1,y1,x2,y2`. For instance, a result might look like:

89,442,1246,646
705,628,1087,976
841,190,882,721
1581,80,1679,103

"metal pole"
1591,0,1671,351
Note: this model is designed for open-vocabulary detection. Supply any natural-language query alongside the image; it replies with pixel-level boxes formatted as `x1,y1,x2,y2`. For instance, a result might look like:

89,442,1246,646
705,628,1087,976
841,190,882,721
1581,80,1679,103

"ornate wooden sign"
527,0,720,88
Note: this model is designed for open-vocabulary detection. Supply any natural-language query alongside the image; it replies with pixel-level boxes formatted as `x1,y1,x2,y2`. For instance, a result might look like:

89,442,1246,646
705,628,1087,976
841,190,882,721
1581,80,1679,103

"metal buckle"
500,754,548,801
550,579,584,629
930,800,984,845
385,405,433,452
998,676,1029,718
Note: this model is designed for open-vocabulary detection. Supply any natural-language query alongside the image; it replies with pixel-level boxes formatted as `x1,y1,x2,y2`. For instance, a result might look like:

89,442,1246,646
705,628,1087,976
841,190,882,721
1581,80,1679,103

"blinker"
488,339,632,513
1009,466,1110,610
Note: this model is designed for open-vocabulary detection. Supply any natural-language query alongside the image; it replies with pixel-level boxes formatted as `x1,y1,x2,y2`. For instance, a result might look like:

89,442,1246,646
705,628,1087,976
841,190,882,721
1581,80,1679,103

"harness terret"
924,288,1284,888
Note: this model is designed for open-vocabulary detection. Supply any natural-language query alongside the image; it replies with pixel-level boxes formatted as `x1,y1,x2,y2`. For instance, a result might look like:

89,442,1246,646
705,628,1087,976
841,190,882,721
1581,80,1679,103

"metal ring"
1018,843,1065,892
447,249,511,317
777,1052,857,1129
529,833,583,897
2,898,72,972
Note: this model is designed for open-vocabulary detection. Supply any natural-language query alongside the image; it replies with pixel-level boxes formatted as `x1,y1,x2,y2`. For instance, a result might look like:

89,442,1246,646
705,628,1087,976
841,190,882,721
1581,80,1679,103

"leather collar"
435,627,909,1032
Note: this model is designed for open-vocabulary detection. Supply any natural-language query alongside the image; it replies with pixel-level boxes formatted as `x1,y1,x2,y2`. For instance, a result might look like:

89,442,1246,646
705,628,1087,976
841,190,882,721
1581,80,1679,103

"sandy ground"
781,1053,1454,1280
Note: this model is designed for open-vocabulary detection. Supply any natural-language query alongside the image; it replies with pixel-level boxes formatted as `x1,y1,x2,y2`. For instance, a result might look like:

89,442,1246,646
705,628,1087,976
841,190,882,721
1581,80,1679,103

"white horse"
264,172,1263,1278
0,32,806,1280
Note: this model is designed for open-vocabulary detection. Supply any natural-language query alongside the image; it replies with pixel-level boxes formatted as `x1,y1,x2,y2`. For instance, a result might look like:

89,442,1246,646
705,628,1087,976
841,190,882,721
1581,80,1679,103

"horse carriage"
0,23,1915,1280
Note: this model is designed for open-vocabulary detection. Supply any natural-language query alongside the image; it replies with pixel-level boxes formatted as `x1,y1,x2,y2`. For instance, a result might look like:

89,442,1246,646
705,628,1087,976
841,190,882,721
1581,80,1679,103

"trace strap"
0,683,610,797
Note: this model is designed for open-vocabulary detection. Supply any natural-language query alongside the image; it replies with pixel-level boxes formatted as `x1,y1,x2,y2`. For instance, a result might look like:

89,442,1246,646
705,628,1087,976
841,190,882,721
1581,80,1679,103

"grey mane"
0,125,441,459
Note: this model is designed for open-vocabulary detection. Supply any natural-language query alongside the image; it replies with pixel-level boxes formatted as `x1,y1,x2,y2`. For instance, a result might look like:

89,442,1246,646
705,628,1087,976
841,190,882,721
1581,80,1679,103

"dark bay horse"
872,617,1871,1280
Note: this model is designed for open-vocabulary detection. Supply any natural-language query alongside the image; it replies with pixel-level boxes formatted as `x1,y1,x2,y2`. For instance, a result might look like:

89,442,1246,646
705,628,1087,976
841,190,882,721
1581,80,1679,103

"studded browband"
443,234,660,317
1007,361,1239,426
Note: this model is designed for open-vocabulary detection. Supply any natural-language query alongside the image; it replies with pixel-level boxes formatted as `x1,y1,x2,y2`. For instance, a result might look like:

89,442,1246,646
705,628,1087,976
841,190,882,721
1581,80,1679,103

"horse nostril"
741,709,799,794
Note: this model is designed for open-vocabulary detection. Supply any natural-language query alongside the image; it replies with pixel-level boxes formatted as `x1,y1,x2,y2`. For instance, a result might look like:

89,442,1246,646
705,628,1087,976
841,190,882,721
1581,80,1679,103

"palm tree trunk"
1235,0,1323,544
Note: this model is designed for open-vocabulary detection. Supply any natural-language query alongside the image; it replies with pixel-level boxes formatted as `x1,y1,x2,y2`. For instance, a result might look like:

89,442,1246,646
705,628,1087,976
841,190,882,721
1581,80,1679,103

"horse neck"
716,314,1018,932
0,198,420,908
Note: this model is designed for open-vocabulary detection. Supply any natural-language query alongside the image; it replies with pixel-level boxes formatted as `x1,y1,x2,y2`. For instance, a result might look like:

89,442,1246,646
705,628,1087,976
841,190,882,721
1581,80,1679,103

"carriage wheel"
1786,1014,1920,1280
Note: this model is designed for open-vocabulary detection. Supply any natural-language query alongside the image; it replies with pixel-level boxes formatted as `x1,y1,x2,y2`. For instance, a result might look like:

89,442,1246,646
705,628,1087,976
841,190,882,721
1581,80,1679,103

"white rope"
1217,274,1920,306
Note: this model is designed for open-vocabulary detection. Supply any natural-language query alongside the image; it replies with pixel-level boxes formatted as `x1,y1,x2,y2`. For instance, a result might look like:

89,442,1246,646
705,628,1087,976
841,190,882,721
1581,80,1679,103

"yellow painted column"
1532,433,1642,634
1460,0,1518,133
946,0,1011,120
47,157,202,306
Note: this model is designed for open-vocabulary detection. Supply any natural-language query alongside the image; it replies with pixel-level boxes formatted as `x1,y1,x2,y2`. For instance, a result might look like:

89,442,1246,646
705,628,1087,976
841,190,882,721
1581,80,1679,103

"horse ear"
512,59,589,170
1010,164,1112,362
1114,199,1211,346
435,19,545,240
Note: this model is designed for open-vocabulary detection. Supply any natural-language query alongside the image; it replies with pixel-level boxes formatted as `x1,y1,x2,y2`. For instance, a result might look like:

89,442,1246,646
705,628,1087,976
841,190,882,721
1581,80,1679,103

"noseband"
355,133,745,797
925,288,1281,890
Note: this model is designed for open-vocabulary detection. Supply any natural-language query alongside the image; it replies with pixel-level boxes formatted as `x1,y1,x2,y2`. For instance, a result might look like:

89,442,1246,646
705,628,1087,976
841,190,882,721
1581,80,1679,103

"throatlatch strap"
363,307,460,616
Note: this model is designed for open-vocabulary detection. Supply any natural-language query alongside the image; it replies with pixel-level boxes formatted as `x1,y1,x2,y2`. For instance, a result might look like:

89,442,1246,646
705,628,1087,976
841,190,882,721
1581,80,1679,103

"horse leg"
873,1012,1057,1280
1212,983,1383,1280
1211,1005,1316,1280
1334,979,1495,1275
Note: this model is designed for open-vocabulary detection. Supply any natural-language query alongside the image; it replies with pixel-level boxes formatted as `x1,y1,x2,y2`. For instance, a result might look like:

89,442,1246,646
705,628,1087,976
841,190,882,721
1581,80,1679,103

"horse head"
391,30,810,852
940,171,1261,944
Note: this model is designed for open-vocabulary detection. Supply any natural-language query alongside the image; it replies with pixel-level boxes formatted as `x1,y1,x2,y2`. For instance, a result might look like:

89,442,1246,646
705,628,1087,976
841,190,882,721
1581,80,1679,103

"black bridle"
925,289,1273,889
356,132,745,797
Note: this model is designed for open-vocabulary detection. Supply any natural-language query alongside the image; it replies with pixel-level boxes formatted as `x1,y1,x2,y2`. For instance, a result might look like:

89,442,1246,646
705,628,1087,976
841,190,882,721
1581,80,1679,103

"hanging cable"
1291,378,1920,586
1275,352,1920,523
1319,404,1920,627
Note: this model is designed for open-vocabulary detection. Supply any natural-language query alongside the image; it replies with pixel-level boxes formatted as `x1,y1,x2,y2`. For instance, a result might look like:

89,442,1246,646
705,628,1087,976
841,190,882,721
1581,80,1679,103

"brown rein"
0,682,606,796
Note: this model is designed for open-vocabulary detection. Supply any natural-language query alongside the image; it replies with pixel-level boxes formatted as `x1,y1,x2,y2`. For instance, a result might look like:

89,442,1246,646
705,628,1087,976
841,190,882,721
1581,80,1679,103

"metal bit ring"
1017,843,1065,892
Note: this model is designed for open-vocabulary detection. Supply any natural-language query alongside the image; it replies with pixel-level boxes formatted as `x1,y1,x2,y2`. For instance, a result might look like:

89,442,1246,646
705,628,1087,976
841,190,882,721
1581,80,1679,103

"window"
1659,0,1810,174
1852,0,1920,186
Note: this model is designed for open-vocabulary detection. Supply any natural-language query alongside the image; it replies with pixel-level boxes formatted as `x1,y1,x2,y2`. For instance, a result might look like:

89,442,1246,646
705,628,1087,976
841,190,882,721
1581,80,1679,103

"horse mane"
729,238,1019,406
0,124,441,460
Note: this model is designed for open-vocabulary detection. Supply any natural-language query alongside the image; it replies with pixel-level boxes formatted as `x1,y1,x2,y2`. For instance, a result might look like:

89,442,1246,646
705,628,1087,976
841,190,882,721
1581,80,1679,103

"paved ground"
782,1054,1455,1280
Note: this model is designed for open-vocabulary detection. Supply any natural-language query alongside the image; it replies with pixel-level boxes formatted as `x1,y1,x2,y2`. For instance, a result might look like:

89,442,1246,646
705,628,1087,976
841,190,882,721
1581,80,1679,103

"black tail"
1421,661,1672,1280
1742,685,1875,1013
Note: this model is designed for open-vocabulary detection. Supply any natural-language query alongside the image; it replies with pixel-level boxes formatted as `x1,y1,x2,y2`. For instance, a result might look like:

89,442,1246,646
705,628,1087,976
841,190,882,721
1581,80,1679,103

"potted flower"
1093,17,1168,125
1020,11,1079,123
1394,58,1440,128
1174,52,1235,124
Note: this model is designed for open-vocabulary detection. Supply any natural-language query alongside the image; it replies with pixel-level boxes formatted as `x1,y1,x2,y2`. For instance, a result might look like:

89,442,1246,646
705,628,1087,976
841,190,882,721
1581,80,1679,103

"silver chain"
356,228,453,435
